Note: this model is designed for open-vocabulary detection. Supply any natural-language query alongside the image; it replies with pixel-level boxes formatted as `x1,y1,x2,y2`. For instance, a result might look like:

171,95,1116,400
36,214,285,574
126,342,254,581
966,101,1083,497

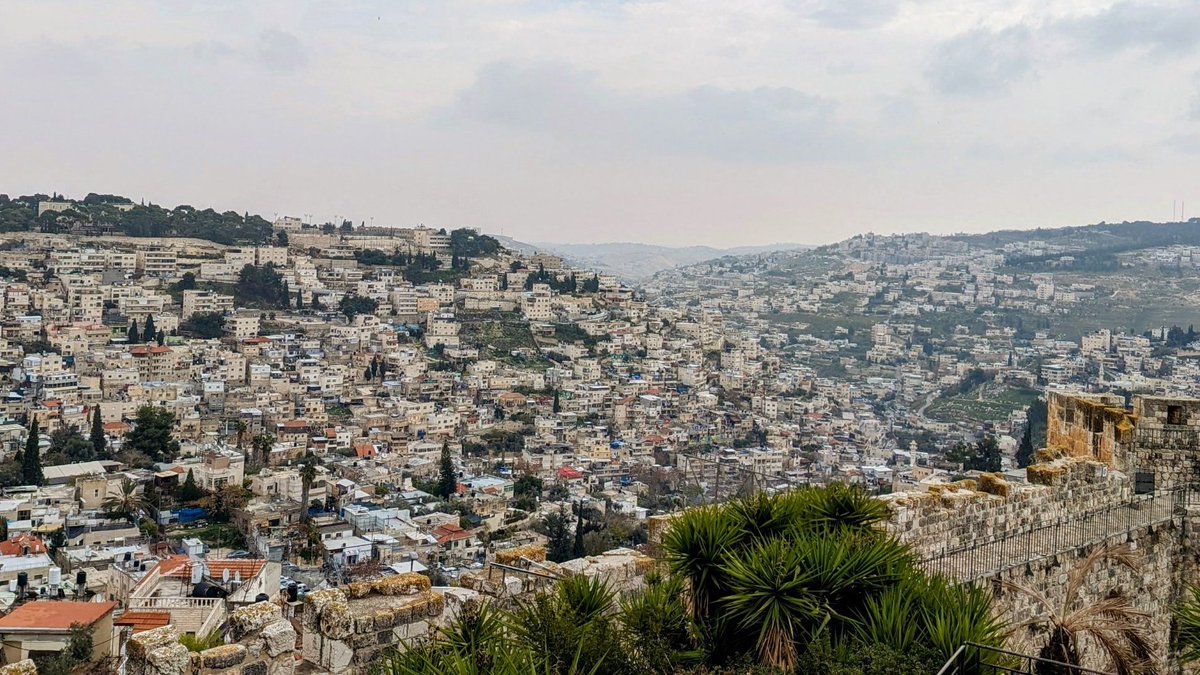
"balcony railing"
127,596,224,635
937,643,1113,675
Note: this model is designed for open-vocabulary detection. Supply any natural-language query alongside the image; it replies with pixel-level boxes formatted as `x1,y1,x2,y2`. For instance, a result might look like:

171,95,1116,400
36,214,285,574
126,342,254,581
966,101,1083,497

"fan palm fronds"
1004,544,1152,675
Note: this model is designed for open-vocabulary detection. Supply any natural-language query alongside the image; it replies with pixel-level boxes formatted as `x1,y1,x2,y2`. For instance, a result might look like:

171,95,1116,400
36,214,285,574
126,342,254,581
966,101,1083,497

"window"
1168,405,1186,425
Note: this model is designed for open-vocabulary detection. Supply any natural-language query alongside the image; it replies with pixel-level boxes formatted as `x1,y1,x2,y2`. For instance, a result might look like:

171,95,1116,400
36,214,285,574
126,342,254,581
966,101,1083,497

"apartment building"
136,249,178,277
181,290,234,319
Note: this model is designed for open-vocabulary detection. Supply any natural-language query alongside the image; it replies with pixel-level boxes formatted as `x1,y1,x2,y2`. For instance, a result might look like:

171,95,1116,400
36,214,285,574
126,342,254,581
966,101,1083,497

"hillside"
0,192,274,245
497,238,809,281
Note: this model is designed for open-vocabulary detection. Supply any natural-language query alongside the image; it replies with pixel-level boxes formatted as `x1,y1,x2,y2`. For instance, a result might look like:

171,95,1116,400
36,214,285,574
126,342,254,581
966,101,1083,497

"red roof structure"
0,534,47,556
114,611,170,633
556,466,584,480
0,601,117,631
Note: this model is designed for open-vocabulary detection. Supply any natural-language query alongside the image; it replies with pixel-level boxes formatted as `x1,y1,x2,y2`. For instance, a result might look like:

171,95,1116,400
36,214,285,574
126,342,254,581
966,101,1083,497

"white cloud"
926,26,1034,96
0,0,1197,246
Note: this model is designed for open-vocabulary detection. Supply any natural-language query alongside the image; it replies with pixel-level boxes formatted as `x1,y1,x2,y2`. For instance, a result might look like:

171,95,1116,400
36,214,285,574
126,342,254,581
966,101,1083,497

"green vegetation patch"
926,385,1040,425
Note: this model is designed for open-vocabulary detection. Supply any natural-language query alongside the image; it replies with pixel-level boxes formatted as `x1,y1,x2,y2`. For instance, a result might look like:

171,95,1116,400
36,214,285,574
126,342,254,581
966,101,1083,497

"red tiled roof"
556,466,584,480
157,556,266,582
0,534,47,556
103,422,130,433
353,444,375,459
432,523,472,545
0,601,116,630
114,611,170,633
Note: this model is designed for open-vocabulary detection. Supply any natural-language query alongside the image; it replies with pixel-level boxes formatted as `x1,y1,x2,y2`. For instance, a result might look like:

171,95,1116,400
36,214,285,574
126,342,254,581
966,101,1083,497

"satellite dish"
222,568,231,583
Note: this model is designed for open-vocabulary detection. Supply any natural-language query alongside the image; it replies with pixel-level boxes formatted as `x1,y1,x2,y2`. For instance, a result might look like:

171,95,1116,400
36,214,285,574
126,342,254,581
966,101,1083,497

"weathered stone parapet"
884,457,1129,560
558,548,655,593
493,544,546,566
0,660,37,675
125,603,296,675
128,626,192,675
302,577,456,674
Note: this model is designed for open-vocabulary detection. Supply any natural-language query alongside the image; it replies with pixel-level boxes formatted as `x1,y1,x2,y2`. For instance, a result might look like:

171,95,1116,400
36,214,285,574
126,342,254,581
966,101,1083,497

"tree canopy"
236,264,287,307
179,311,226,339
0,193,273,244
124,406,180,464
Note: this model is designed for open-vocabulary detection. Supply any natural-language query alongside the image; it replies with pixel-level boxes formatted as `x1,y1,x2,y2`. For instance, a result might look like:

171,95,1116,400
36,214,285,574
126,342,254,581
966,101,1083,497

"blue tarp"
177,507,208,524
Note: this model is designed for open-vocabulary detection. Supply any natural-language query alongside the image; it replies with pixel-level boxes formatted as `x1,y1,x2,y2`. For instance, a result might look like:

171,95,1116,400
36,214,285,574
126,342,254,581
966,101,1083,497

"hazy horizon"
4,1,1200,248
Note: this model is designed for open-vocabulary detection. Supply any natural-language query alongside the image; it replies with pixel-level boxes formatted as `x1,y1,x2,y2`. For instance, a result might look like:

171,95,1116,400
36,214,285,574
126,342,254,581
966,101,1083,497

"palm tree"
299,456,317,522
1005,543,1153,675
1173,585,1200,664
103,478,148,522
251,434,275,467
233,420,247,451
661,487,1005,671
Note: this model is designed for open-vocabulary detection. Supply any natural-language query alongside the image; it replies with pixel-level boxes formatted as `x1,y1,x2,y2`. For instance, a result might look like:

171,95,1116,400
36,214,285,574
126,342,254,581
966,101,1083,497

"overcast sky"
3,1,1199,247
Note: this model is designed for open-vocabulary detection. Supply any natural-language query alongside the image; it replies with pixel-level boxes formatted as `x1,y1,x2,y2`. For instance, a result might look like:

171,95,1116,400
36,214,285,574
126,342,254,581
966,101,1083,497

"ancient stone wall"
988,511,1200,673
126,602,296,675
300,573,459,674
1045,392,1200,489
1045,391,1132,467
459,545,654,599
884,458,1127,560
890,455,1200,672
1129,396,1200,489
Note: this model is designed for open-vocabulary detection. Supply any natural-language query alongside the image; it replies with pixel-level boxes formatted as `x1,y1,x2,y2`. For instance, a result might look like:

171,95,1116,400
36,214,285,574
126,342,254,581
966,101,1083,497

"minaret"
908,440,917,468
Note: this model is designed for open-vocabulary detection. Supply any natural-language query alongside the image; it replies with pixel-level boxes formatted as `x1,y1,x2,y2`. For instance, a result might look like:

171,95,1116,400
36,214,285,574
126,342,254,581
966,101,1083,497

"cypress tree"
177,468,204,502
572,503,585,559
156,329,166,346
142,315,156,343
1017,422,1034,469
90,406,107,459
22,418,42,486
437,442,456,499
127,320,139,343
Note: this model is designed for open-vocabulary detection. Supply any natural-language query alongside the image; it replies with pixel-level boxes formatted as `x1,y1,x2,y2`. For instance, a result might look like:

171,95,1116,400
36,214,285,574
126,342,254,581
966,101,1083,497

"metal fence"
937,643,1114,675
919,485,1198,583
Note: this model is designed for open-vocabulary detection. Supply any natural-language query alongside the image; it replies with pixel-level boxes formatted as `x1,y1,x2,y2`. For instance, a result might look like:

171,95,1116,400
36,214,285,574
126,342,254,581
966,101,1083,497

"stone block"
261,619,297,658
241,662,267,675
128,625,183,658
319,599,355,640
266,655,295,675
147,643,192,675
200,644,248,669
228,602,284,641
375,573,431,596
355,614,374,633
372,607,396,629
0,661,37,675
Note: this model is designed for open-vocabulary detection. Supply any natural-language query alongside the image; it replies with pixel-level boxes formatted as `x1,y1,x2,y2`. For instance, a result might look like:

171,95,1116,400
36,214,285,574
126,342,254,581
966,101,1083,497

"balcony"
126,596,223,636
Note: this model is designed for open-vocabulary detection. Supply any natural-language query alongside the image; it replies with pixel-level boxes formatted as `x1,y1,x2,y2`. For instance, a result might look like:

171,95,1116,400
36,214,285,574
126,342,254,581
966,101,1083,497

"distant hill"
496,238,810,281
0,192,274,245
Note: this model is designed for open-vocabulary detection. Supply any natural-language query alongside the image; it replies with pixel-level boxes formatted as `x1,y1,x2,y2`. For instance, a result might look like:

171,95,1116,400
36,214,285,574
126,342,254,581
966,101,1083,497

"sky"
2,1,1200,248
